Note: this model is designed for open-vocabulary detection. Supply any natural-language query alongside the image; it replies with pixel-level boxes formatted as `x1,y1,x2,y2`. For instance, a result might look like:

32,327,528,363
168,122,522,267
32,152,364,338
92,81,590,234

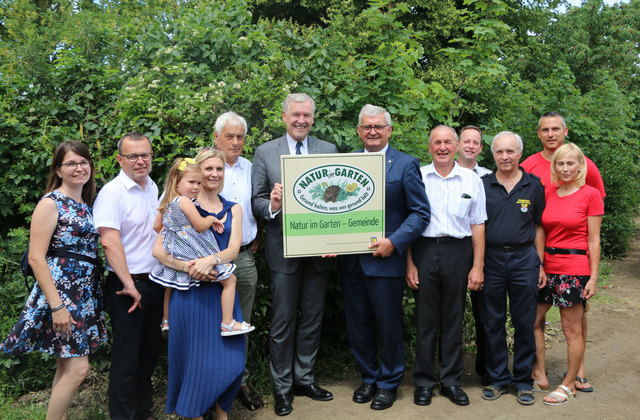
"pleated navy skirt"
166,281,245,416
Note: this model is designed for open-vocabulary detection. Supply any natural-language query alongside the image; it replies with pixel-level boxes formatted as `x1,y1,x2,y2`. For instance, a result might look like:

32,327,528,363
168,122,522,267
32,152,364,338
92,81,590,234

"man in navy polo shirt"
479,131,546,406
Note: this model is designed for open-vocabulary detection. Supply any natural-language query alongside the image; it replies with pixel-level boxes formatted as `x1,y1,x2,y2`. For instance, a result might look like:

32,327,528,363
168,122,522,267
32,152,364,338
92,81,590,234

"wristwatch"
215,254,221,265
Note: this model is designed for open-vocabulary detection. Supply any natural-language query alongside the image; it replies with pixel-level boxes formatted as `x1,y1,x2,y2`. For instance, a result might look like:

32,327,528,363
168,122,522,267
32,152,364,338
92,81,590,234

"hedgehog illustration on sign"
323,185,341,202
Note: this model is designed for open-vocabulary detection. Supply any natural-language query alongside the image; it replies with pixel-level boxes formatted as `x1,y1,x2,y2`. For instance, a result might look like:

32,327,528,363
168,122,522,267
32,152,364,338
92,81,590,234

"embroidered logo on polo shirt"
516,199,531,213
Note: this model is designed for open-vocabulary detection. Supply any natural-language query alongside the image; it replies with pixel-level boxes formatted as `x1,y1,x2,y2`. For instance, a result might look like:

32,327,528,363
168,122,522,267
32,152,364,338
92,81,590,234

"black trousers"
470,290,488,379
105,271,164,420
481,246,539,391
412,237,472,389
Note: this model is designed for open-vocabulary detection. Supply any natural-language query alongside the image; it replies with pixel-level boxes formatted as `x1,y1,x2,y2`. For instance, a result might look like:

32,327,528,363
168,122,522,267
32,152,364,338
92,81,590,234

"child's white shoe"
221,320,255,336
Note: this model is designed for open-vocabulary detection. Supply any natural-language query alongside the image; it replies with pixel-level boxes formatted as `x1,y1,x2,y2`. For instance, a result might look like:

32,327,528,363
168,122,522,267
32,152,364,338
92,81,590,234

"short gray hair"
429,125,458,143
214,111,247,136
491,131,523,153
358,104,392,127
282,93,316,115
117,132,152,154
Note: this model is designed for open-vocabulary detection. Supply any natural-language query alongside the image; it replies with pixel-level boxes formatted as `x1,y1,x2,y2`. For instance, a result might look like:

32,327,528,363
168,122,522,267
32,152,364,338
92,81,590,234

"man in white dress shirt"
213,111,264,410
93,132,163,420
406,125,487,407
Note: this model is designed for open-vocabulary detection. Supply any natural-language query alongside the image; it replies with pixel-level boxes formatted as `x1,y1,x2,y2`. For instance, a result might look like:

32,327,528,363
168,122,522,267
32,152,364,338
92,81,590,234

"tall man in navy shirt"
479,131,546,405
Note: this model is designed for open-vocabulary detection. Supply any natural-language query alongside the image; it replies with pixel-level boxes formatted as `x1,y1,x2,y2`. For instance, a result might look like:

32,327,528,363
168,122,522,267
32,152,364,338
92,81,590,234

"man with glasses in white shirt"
94,132,162,420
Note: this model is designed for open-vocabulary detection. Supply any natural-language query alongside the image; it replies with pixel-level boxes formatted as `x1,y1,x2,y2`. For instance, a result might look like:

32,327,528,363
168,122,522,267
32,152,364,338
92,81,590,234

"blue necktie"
296,142,302,155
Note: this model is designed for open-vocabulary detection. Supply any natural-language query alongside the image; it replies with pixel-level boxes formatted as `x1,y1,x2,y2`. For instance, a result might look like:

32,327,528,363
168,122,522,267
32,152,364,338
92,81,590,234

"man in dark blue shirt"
479,131,546,406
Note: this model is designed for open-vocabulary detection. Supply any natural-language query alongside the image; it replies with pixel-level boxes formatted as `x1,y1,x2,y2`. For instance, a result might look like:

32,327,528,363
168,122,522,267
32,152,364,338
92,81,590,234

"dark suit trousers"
269,261,329,393
481,246,538,391
105,272,164,420
413,237,472,389
341,260,406,390
470,289,488,378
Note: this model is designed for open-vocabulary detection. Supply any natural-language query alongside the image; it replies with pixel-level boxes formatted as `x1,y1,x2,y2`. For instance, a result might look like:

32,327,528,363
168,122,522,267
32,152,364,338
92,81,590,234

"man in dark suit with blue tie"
340,104,431,411
252,93,338,416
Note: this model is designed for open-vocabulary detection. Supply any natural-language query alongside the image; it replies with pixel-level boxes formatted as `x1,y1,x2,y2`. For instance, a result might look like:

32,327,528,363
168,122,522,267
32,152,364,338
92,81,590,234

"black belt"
545,247,587,255
130,273,150,281
239,244,251,253
421,236,469,244
488,243,531,252
47,248,100,266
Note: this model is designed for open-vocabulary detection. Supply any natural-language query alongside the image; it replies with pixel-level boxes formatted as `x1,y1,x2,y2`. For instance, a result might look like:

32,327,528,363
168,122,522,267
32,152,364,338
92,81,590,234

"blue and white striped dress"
150,197,235,289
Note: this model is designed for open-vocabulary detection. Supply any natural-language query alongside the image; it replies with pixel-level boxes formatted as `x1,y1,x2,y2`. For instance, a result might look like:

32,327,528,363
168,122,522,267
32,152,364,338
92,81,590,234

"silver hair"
282,93,316,115
491,131,523,153
358,104,392,127
429,125,458,143
214,111,247,136
538,111,566,130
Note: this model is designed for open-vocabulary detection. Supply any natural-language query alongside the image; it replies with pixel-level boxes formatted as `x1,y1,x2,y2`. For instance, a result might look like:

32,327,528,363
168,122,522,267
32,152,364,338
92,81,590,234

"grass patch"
0,391,47,420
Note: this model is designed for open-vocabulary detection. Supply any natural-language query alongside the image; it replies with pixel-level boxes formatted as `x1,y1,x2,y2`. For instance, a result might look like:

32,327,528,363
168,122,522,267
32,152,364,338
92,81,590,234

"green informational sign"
281,153,385,257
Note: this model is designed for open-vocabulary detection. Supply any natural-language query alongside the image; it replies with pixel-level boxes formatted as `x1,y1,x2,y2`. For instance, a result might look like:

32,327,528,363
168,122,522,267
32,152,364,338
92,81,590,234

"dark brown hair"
46,141,96,203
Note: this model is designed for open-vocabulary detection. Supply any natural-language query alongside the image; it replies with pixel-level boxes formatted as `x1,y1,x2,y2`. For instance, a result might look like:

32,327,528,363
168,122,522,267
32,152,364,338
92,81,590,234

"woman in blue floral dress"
1,141,107,420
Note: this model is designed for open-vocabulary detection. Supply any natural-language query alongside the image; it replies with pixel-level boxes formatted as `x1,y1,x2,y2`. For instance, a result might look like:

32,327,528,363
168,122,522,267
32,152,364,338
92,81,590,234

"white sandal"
221,320,255,337
543,384,575,406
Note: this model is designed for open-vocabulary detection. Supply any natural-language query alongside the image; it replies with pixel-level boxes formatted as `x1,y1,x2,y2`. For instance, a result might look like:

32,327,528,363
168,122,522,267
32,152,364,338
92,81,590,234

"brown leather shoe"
237,384,264,410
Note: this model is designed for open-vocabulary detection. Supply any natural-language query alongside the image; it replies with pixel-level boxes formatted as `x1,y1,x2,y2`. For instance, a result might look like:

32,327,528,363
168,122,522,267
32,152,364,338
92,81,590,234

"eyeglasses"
120,153,153,163
59,160,91,169
359,125,388,132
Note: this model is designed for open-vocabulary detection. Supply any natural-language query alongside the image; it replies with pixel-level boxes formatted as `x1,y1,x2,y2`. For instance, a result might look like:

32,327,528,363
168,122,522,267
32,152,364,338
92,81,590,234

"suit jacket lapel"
307,136,317,154
277,136,290,155
385,147,397,176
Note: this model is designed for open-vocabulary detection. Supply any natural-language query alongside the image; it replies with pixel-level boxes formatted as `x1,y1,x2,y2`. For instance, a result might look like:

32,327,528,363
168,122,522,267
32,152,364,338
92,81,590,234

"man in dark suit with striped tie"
252,93,337,416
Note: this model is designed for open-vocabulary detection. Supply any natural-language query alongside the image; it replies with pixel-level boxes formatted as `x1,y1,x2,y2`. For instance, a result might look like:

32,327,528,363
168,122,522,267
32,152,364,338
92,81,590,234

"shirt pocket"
453,194,472,219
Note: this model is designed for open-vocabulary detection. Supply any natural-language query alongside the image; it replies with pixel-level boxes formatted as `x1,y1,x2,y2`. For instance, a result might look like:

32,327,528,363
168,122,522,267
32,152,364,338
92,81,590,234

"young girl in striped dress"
150,158,254,336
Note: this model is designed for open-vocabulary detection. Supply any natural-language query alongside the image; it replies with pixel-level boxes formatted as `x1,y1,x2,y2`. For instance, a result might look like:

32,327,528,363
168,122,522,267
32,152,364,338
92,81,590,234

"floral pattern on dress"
1,190,108,358
537,273,589,308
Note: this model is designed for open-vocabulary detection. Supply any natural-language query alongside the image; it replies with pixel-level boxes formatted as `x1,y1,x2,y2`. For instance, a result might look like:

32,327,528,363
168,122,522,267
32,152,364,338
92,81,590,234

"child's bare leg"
163,287,172,323
219,274,237,327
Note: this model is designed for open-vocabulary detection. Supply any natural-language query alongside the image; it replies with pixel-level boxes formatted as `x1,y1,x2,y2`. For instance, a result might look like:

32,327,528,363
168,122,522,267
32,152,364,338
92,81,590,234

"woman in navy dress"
1,141,107,420
154,148,244,420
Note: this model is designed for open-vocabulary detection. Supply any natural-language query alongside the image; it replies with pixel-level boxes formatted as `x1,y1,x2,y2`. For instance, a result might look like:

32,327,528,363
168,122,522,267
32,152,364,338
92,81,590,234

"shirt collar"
225,155,248,170
118,169,152,190
363,143,389,154
286,134,308,153
424,161,462,179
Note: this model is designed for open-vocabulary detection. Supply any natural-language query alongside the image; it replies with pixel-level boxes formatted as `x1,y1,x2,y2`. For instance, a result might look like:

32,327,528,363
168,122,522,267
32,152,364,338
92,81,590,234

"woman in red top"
533,143,604,405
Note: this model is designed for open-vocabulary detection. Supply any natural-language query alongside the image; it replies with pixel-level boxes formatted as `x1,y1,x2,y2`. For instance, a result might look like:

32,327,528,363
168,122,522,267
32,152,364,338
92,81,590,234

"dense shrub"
1,0,638,396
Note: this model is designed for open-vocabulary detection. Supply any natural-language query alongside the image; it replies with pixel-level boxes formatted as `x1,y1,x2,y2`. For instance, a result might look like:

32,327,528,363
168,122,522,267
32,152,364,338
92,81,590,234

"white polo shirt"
93,170,159,274
220,156,258,246
421,162,487,238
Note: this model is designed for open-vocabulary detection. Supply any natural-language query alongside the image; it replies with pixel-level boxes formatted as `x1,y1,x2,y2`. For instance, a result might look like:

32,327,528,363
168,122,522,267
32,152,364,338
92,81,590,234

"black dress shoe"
370,388,397,410
353,382,377,403
292,383,333,401
237,384,264,410
440,386,469,406
414,386,434,406
274,393,294,416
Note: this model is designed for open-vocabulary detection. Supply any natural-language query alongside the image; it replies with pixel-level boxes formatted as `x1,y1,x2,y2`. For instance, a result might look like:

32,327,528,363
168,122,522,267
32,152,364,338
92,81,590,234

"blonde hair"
158,157,202,213
550,142,587,187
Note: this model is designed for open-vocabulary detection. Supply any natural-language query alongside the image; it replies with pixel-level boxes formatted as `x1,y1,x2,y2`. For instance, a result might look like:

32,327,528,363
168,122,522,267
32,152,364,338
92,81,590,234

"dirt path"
249,236,640,420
